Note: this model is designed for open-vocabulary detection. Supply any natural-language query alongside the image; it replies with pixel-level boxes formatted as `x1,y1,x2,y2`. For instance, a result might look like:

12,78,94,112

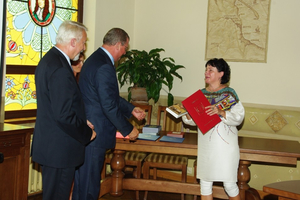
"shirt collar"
54,46,72,69
100,47,114,65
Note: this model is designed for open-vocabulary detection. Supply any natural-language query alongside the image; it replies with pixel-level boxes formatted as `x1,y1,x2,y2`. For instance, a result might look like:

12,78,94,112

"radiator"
28,135,42,194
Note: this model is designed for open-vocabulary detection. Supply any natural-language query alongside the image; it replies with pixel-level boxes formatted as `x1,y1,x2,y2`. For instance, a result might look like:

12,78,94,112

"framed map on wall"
205,0,271,63
4,0,83,117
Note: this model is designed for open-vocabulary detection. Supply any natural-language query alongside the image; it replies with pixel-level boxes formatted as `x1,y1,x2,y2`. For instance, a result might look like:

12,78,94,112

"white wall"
83,0,135,57
84,0,300,108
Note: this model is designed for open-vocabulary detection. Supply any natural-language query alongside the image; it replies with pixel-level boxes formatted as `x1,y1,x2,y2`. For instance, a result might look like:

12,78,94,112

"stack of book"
159,136,185,143
138,125,162,141
167,131,185,138
142,125,161,135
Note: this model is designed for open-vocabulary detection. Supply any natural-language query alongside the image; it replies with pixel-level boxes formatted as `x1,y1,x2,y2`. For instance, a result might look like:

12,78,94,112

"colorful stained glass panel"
5,0,80,112
6,0,79,65
5,74,36,111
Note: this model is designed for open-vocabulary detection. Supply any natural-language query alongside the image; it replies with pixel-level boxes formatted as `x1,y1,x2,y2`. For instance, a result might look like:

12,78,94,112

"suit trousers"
41,165,75,200
72,145,107,200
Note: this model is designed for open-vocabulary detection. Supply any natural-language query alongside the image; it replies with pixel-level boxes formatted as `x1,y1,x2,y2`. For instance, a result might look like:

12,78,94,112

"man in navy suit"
72,28,145,200
32,21,96,200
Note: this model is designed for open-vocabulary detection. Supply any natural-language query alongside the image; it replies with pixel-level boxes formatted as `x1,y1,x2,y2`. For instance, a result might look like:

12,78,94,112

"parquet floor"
28,190,199,200
28,190,278,200
27,172,277,200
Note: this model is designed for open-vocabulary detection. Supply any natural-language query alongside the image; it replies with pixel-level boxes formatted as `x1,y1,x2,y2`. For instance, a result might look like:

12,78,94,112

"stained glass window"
5,74,36,110
5,0,82,113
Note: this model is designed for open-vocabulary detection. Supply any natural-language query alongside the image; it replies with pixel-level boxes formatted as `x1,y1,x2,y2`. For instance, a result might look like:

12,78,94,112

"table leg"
238,160,261,200
109,149,126,196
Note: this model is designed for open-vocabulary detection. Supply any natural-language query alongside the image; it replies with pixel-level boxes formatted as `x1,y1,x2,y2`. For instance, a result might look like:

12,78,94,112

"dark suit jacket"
32,47,92,168
78,47,134,149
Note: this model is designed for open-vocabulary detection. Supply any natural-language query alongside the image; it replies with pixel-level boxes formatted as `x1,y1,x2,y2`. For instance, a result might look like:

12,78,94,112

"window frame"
5,0,84,120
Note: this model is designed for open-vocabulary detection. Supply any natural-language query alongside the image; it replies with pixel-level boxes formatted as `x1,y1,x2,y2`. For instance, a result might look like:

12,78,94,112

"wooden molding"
5,109,36,120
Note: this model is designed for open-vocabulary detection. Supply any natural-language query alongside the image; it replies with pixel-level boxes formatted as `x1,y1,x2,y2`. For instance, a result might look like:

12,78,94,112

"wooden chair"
143,105,188,200
193,160,199,200
157,105,183,132
102,104,152,200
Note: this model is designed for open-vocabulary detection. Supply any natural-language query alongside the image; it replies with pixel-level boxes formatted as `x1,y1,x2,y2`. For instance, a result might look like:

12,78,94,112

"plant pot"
130,87,149,105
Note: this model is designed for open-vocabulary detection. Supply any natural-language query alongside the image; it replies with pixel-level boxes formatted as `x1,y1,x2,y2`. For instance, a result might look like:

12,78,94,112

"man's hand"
128,127,139,140
87,120,94,129
90,130,97,141
132,107,146,120
87,120,96,140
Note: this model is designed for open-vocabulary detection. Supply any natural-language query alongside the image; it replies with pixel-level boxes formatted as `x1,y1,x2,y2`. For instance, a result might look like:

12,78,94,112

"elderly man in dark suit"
72,28,145,200
32,20,96,200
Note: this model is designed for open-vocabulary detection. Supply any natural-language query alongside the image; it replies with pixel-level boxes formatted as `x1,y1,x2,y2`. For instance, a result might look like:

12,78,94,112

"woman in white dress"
182,58,244,200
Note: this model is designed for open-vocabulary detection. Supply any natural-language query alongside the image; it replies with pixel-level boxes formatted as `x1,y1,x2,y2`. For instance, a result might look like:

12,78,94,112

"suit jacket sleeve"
119,97,135,118
49,65,92,145
95,64,134,136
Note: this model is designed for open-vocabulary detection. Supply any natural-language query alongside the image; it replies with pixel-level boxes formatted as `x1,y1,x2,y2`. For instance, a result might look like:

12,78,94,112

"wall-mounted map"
205,0,271,63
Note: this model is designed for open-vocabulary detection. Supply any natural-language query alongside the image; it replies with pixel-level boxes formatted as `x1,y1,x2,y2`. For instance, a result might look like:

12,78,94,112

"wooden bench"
263,180,300,200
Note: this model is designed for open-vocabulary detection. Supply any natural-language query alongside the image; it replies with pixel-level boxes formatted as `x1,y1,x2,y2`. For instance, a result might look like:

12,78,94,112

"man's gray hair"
103,28,129,46
56,21,88,45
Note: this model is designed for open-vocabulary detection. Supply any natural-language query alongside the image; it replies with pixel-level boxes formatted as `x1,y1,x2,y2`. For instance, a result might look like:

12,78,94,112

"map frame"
205,0,271,63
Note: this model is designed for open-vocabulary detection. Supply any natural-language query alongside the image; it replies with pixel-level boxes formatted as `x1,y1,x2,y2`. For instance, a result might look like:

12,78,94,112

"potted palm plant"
116,48,185,106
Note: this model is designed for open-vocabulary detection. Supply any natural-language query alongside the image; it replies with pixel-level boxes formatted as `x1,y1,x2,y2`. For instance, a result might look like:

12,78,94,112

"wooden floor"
28,190,200,200
28,190,278,200
27,173,277,200
27,173,200,200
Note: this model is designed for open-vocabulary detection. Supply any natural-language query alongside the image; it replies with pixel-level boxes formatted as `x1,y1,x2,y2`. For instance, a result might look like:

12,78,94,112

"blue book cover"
138,133,160,141
159,136,185,143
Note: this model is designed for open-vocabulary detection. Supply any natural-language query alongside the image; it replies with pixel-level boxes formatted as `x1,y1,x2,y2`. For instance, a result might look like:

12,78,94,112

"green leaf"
167,93,174,106
116,48,185,103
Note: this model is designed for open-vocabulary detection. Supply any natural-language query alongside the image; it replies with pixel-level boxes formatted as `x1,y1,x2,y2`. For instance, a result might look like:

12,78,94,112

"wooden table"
0,123,34,200
100,132,300,200
263,180,300,200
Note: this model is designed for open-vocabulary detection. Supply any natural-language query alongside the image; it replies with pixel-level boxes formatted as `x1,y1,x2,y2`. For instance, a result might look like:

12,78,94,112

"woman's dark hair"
205,58,231,84
71,52,85,66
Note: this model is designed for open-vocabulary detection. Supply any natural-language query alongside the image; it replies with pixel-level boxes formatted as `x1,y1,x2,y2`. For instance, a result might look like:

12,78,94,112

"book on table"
116,131,159,141
138,133,160,141
159,136,185,143
141,132,159,136
166,131,185,138
182,89,221,134
142,125,161,135
166,104,188,118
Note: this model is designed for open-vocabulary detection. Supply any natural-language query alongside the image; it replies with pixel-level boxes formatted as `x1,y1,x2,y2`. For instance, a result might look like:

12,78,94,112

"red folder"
182,90,221,134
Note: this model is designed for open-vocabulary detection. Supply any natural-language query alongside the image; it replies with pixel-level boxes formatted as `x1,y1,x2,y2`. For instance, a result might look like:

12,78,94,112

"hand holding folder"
182,90,221,134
